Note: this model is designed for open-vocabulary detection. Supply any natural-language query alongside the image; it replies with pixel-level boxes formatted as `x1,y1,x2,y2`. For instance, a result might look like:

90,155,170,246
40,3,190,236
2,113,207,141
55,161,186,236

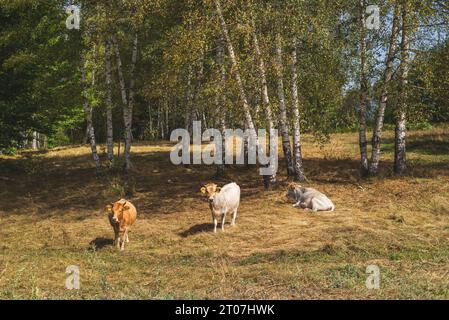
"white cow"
200,182,241,233
286,183,335,212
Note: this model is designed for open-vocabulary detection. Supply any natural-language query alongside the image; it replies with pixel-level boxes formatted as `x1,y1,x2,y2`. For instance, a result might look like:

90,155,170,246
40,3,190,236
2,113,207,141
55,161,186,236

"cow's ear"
200,187,206,194
123,205,130,211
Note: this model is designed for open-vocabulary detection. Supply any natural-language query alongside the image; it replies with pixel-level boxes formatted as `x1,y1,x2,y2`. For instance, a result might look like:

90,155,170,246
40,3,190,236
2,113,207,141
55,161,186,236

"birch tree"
185,64,194,134
104,38,114,163
126,32,138,169
216,36,227,176
214,0,276,188
80,53,101,168
275,33,295,176
394,0,410,174
250,10,277,184
111,32,139,171
290,38,306,182
369,2,401,176
358,0,369,175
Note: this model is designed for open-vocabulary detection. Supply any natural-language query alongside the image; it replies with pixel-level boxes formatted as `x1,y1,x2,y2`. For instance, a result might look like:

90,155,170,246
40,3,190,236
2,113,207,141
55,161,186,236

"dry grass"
0,127,448,299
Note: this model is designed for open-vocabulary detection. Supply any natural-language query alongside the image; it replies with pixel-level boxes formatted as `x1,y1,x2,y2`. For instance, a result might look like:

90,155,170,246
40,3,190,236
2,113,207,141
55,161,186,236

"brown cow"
106,199,137,251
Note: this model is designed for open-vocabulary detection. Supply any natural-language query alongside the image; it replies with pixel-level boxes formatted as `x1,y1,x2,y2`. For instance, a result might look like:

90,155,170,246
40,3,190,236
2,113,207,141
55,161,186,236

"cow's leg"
115,229,120,249
112,225,118,246
118,228,127,251
221,213,226,232
120,232,126,251
231,208,237,226
125,231,129,243
213,218,218,233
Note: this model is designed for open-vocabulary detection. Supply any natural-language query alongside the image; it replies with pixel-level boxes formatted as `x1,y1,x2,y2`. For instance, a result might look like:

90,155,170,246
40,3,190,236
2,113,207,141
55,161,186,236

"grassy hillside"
0,127,448,299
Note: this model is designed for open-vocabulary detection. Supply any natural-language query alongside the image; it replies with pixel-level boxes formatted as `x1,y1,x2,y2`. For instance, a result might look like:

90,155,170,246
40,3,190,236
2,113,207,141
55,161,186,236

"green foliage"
0,0,447,150
409,40,449,123
0,0,83,149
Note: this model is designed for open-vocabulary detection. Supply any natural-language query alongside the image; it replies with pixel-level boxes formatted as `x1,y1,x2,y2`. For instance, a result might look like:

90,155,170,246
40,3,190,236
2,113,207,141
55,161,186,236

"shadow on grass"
178,223,212,237
380,132,449,156
1,135,448,219
89,237,114,250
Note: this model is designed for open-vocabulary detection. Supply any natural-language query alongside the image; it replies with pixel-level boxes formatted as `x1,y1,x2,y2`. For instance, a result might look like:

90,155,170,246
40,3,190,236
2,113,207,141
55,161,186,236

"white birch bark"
148,103,153,139
275,33,295,176
251,11,273,131
395,0,410,175
80,53,101,168
215,0,276,188
104,38,114,162
369,3,401,175
111,33,138,170
358,0,369,175
216,35,227,176
32,131,38,150
185,65,194,135
290,38,306,182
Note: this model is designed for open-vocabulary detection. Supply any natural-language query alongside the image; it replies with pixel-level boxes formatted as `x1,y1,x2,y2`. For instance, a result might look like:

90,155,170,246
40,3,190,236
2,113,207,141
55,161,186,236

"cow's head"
106,199,130,224
200,183,221,203
286,182,301,200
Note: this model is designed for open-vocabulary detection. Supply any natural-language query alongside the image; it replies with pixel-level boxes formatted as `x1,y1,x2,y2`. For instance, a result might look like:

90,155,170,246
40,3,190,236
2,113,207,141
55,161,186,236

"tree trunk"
148,103,153,139
185,64,194,135
32,131,38,150
83,126,89,144
165,99,169,137
80,53,101,168
358,0,369,176
215,0,275,189
125,33,138,170
157,104,162,139
104,38,114,162
290,38,306,182
395,0,410,175
111,33,138,171
275,33,295,176
192,53,204,131
216,36,227,176
202,112,209,130
42,134,48,149
369,3,401,175
111,34,128,145
251,12,277,184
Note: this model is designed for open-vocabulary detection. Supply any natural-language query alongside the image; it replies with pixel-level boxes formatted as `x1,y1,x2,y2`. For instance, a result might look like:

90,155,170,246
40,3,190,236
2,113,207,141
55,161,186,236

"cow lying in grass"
286,183,335,212
201,182,241,233
106,199,137,250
